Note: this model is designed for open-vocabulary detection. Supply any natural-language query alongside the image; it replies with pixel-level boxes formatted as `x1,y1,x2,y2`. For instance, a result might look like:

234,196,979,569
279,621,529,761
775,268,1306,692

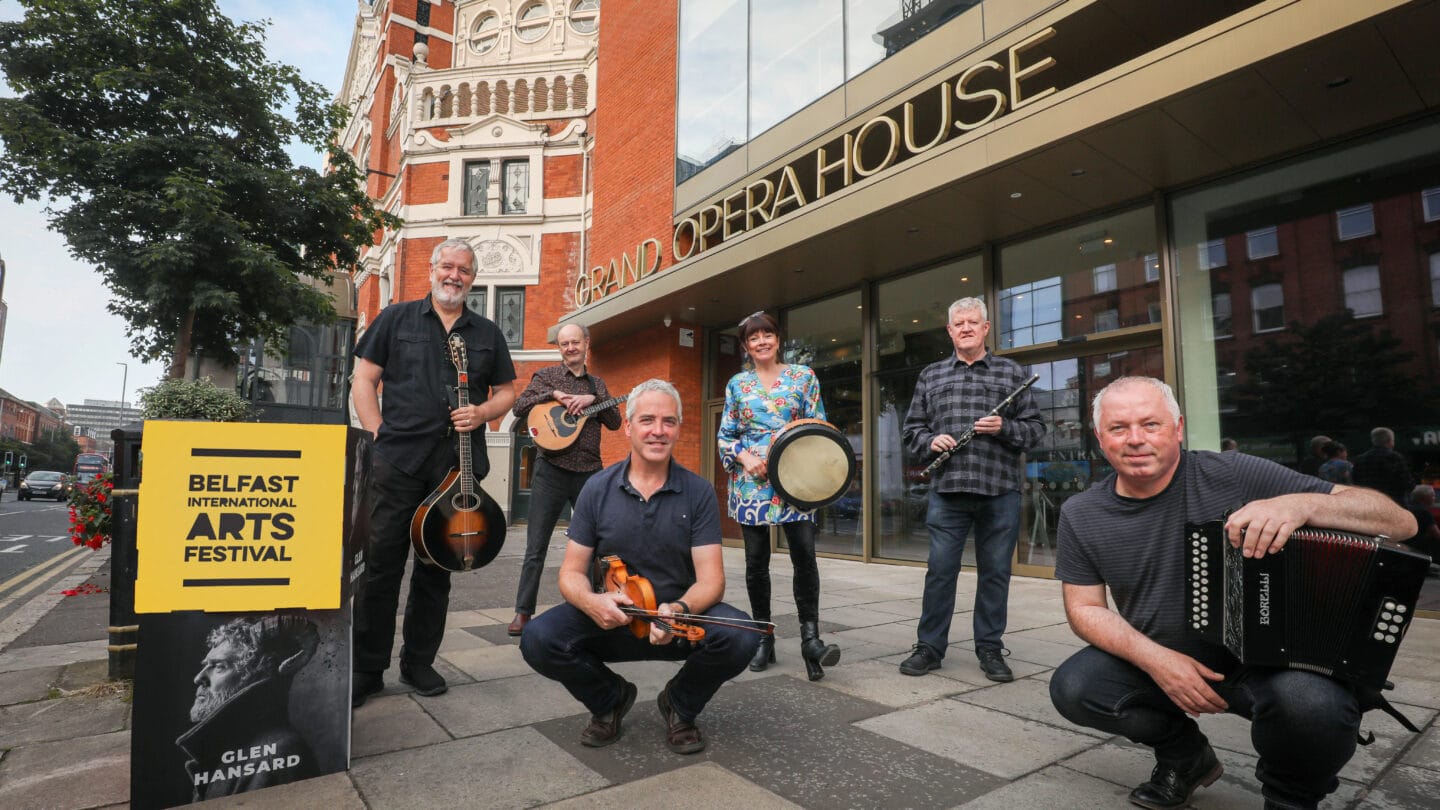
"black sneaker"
1129,743,1223,809
399,662,448,697
352,671,383,708
899,644,941,676
976,647,1014,682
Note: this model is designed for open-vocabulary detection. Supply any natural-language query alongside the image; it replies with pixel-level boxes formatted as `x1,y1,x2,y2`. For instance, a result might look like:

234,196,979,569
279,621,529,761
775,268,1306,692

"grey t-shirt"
1056,451,1331,658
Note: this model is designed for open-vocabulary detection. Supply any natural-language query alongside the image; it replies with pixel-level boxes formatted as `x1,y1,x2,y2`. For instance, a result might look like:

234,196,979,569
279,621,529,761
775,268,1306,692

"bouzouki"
526,393,627,451
410,334,508,572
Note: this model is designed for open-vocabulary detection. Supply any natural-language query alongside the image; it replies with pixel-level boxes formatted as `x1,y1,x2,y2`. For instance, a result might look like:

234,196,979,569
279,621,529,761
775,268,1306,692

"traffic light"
2,450,10,469
18,453,26,470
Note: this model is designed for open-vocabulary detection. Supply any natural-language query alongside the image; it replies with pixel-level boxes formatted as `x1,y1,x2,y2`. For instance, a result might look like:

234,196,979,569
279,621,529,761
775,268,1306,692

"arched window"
514,2,551,43
470,10,501,55
568,0,599,34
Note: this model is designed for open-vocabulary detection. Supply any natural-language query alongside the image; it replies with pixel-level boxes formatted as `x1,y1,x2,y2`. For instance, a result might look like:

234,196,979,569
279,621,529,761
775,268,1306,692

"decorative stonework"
473,239,525,274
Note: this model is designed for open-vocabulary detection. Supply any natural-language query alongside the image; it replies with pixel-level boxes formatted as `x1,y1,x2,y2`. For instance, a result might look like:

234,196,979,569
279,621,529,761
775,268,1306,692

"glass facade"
676,0,979,183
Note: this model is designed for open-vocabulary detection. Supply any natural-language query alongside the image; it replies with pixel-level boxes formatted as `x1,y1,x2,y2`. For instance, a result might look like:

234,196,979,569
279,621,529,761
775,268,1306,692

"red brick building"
339,0,599,514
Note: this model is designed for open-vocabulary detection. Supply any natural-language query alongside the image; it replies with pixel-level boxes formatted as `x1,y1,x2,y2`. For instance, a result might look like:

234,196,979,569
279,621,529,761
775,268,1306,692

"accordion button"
1385,635,1396,643
1374,632,1385,641
1382,612,1393,620
1396,605,1408,614
1385,601,1397,610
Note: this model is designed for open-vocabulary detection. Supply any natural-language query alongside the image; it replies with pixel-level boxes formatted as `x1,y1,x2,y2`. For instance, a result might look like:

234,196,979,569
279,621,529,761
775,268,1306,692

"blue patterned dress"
718,364,826,525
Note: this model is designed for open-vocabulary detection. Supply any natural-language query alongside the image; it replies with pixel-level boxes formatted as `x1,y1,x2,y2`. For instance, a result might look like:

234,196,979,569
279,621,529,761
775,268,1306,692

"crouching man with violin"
520,379,764,754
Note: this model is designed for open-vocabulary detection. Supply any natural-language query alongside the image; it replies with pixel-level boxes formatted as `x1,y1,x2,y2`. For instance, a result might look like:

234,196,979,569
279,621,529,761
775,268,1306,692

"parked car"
19,470,70,501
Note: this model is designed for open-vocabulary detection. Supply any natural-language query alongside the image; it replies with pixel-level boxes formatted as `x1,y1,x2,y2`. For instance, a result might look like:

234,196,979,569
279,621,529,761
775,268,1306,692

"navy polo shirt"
355,294,516,477
567,456,722,603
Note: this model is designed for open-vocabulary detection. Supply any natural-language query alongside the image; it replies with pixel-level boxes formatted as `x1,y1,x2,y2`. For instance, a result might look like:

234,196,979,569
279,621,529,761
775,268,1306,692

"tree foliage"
1232,312,1431,436
139,377,256,421
0,0,396,377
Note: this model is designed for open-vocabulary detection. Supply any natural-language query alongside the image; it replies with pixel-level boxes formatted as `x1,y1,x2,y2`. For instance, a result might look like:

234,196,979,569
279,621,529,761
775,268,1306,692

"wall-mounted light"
663,315,672,328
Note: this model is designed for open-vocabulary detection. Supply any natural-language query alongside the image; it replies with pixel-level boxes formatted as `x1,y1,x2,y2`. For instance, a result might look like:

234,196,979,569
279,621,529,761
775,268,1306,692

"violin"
598,556,775,643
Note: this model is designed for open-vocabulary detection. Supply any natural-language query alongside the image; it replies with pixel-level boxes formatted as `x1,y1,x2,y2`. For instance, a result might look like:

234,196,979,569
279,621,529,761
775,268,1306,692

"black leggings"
741,521,821,624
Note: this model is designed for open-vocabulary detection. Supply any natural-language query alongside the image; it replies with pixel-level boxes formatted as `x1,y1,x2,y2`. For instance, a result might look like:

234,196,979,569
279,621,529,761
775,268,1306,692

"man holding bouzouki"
508,323,623,636
520,379,764,755
350,238,516,708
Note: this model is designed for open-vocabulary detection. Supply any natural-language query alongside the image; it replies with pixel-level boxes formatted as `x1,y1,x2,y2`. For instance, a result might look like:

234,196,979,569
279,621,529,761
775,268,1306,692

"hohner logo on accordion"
1185,520,1429,691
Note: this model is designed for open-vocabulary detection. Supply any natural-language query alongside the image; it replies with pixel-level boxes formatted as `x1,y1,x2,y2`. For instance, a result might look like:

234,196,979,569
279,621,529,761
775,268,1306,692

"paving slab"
436,625,493,653
545,761,801,809
349,726,608,808
438,643,537,683
1399,724,1440,770
0,664,61,707
350,693,453,758
196,772,366,809
0,641,106,674
815,658,983,707
856,697,1098,779
1363,763,1440,809
0,729,129,810
885,649,1050,687
535,675,1005,809
1007,622,1087,646
55,659,111,692
954,764,1133,809
0,692,129,746
954,677,1106,738
419,671,603,738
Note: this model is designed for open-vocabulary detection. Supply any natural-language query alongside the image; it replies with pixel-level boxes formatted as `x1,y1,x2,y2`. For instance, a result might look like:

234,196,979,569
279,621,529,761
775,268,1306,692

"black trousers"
352,442,458,673
740,520,821,623
514,457,595,615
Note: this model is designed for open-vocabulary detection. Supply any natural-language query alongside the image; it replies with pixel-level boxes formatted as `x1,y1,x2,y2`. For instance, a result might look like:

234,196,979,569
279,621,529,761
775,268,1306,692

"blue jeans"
520,601,758,722
514,458,595,615
916,490,1020,658
1050,646,1359,809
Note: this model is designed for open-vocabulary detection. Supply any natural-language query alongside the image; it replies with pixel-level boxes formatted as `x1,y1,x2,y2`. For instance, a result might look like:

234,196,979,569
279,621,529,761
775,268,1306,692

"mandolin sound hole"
450,492,482,512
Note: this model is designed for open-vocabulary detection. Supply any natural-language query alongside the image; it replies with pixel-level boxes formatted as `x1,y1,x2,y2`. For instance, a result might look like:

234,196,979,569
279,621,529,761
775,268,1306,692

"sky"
0,0,356,408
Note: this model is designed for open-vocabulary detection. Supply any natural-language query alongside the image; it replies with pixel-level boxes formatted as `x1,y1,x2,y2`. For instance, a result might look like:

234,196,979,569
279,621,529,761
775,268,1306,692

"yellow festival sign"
135,422,348,613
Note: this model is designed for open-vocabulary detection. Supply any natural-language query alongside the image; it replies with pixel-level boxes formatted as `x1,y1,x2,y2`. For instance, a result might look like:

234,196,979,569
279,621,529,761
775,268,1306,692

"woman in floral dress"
718,311,841,681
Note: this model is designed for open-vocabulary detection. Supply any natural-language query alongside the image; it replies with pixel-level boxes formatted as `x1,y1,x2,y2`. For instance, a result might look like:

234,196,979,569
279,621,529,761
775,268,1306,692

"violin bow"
615,606,775,636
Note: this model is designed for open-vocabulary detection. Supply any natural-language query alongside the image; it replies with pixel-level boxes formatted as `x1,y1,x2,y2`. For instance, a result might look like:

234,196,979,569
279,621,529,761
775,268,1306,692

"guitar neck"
582,394,627,416
456,379,474,496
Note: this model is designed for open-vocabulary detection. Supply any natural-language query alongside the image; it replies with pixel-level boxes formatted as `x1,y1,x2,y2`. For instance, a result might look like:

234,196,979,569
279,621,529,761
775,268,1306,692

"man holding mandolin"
508,323,623,637
350,238,517,708
520,379,762,754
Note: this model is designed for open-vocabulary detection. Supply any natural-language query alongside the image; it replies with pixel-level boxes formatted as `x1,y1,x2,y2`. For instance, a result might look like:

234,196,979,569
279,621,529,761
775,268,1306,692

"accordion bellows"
1186,520,1429,690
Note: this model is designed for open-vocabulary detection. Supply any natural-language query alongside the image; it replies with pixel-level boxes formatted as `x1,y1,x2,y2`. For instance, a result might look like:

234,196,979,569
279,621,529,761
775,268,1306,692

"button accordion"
1185,520,1429,690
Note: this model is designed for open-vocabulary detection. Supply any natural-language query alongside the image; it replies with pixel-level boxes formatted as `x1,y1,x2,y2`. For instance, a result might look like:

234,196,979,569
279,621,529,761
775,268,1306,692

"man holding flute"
899,297,1045,681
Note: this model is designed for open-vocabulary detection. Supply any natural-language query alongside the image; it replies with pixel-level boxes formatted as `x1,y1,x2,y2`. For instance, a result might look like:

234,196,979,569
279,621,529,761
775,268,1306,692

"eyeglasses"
737,310,766,328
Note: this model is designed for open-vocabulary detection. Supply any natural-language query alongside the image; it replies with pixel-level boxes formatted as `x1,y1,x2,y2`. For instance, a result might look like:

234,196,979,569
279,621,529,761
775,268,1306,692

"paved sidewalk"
1,530,1438,809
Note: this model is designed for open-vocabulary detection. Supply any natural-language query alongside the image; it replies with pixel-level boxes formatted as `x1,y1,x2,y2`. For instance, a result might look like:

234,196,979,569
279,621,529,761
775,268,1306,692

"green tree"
0,0,396,378
139,377,256,422
1233,312,1431,436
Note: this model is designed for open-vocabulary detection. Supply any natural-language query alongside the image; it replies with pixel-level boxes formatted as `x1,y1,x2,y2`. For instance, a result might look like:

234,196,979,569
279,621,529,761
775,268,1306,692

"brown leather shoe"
656,684,705,754
580,680,636,748
507,613,529,636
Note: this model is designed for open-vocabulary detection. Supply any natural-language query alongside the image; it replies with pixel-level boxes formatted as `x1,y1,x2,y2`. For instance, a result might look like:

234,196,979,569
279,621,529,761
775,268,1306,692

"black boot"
800,621,840,682
749,634,776,672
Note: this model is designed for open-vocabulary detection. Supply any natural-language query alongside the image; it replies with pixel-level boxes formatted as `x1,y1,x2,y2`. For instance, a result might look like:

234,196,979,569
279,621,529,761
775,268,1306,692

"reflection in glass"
749,0,844,139
677,0,748,183
782,290,862,556
502,160,529,214
845,0,898,78
464,161,489,216
873,257,984,562
998,206,1158,350
1170,121,1440,467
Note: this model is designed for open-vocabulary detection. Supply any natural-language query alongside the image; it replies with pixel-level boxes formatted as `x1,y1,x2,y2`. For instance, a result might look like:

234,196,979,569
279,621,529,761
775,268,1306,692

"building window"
1343,265,1382,317
470,11,501,55
463,161,490,216
1094,308,1119,333
1144,253,1160,283
1148,301,1162,324
1251,284,1285,332
501,160,529,214
1431,253,1440,307
1198,239,1227,270
1212,292,1232,338
1092,263,1117,293
1422,187,1440,222
1336,203,1375,240
1246,226,1279,260
514,1,552,43
497,287,526,348
568,0,599,34
466,288,487,318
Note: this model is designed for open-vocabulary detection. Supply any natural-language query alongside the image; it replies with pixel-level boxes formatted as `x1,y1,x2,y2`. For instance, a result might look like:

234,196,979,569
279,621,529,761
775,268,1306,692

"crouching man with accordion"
1049,377,1417,810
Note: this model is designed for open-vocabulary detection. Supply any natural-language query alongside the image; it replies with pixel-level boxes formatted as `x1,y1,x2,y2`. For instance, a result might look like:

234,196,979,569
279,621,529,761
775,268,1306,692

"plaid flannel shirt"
902,352,1045,496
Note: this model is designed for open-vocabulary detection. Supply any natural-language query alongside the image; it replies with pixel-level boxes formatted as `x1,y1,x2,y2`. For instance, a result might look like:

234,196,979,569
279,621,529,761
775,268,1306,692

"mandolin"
526,393,627,451
410,334,507,572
